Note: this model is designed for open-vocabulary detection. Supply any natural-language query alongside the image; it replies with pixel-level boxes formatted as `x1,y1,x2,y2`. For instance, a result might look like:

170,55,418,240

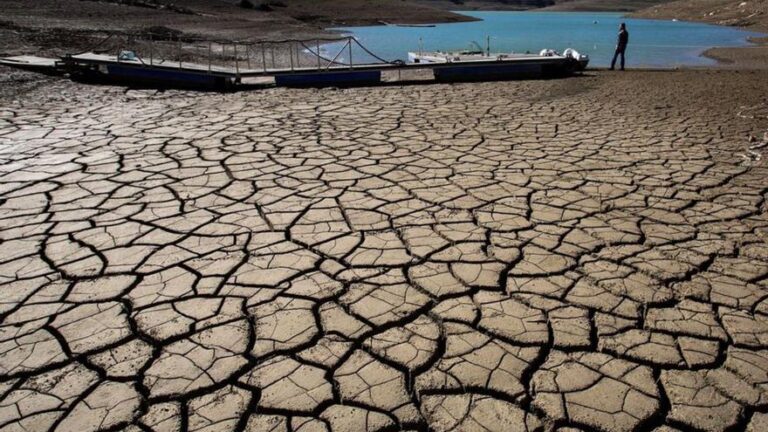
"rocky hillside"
633,0,768,32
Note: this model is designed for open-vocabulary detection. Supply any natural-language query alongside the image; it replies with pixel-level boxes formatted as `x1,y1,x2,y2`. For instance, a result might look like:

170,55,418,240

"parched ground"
1,70,768,432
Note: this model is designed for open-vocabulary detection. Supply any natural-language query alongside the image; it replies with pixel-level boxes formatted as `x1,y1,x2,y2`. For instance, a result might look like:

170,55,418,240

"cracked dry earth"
1,70,768,432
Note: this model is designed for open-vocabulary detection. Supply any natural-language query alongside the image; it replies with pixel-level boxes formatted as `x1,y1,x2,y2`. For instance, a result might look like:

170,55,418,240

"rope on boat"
74,33,117,55
299,38,403,66
351,38,401,65
298,41,349,66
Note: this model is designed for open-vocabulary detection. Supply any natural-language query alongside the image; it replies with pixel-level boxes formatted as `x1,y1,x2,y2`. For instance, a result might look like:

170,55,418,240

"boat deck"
0,55,61,71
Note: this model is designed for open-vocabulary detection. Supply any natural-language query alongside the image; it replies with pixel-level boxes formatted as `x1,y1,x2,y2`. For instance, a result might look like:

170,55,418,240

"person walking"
610,23,629,70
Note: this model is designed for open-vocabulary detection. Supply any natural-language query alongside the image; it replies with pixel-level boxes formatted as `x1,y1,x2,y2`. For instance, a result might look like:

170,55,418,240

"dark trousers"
611,46,626,70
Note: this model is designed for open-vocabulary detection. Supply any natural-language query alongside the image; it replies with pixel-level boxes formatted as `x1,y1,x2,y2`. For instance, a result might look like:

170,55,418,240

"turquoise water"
327,11,764,68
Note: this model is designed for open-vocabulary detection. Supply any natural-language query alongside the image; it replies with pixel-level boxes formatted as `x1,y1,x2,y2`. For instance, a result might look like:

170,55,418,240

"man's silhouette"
610,23,629,71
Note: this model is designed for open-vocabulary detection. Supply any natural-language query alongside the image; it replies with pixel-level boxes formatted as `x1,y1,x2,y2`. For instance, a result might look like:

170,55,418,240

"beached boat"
408,48,589,71
407,47,589,82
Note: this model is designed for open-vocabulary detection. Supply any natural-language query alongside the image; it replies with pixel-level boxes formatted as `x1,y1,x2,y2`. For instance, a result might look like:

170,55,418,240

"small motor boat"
408,48,589,71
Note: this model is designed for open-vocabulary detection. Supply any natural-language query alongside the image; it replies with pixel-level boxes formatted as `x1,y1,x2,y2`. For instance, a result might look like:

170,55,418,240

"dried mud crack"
1,70,768,432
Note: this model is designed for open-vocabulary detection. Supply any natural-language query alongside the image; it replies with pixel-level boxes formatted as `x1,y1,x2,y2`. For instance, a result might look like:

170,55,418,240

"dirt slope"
633,0,768,32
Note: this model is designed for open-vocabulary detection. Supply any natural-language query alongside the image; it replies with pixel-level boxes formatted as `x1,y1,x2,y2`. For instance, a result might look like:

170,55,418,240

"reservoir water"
327,11,764,68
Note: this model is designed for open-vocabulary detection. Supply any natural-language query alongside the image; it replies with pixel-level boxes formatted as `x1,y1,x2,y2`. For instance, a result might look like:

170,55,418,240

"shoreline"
701,36,768,69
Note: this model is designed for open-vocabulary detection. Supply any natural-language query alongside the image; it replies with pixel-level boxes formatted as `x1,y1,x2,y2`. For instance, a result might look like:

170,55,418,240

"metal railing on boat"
63,33,402,77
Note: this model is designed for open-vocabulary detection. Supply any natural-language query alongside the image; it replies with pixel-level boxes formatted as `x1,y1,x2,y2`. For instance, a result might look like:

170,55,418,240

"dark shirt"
617,29,629,49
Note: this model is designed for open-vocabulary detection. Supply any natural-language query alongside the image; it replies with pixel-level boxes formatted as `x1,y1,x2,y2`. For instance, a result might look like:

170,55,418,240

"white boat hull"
408,48,589,71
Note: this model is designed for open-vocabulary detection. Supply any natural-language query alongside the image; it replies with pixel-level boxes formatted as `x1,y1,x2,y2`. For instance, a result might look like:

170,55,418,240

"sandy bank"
702,36,768,69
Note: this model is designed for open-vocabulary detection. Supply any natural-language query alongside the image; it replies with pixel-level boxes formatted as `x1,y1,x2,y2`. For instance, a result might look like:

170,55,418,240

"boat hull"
105,64,228,87
274,70,382,87
434,63,540,82
432,59,577,82
68,62,235,90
